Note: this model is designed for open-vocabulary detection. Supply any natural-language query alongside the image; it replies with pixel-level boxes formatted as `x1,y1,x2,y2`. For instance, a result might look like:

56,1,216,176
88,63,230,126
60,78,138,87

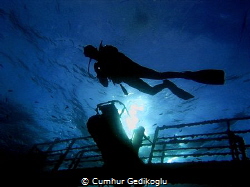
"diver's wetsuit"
94,44,188,96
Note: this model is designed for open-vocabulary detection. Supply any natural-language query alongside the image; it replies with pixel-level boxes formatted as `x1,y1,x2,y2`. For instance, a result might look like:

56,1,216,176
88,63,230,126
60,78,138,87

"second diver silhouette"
83,41,225,100
132,126,152,155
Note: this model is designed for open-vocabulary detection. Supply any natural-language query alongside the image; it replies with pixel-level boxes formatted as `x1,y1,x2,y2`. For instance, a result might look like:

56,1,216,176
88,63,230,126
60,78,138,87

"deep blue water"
1,0,250,171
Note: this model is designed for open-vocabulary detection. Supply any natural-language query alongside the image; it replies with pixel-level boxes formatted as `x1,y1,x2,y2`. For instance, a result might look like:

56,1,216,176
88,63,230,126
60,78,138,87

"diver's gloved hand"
163,80,194,100
97,74,108,87
94,63,108,87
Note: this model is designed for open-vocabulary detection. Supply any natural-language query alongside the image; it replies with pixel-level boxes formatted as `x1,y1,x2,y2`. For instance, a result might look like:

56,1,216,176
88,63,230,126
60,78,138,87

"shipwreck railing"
147,116,250,163
30,116,250,171
30,136,102,171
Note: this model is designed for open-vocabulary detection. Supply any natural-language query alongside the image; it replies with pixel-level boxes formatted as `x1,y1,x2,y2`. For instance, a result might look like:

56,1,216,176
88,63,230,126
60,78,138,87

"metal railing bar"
159,116,250,130
34,136,93,147
152,152,232,158
153,145,232,152
155,136,229,145
158,129,250,140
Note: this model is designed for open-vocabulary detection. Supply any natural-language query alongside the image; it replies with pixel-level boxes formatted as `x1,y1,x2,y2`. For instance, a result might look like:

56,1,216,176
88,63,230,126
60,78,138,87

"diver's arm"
98,76,109,87
143,134,153,144
94,63,109,87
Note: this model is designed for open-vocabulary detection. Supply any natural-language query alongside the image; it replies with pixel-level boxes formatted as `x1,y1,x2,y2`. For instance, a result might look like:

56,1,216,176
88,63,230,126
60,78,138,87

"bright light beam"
120,96,148,137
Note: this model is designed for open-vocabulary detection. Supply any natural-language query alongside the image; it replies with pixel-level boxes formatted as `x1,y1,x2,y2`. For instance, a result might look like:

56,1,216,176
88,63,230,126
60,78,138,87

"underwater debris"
227,75,242,81
240,9,250,42
97,91,107,95
0,101,35,125
0,8,7,18
73,64,90,78
243,78,250,83
62,118,68,121
53,59,71,73
0,51,14,64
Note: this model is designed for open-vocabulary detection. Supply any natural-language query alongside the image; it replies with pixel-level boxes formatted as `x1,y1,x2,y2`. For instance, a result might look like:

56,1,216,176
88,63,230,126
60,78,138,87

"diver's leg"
123,78,194,99
135,66,225,85
123,78,166,95
133,65,185,80
163,80,194,100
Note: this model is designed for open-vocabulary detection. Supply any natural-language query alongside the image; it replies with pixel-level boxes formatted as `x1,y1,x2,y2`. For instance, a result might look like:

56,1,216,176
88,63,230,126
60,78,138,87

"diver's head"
83,45,98,60
138,126,145,132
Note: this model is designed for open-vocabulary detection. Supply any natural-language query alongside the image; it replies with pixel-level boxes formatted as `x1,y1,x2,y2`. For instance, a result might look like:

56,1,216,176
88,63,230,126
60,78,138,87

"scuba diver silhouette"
132,126,152,155
83,41,225,100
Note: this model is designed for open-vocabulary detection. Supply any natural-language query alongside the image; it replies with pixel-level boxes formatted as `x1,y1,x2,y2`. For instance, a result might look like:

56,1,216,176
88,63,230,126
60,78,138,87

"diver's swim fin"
183,69,225,85
120,84,129,95
164,80,194,100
